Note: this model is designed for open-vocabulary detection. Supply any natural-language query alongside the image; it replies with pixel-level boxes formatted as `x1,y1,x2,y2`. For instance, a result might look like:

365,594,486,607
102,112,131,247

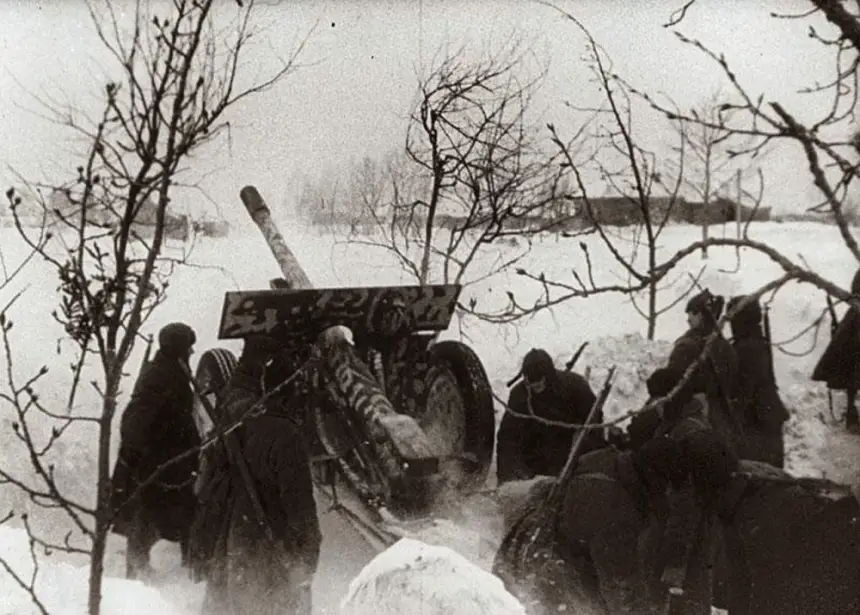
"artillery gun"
193,186,496,545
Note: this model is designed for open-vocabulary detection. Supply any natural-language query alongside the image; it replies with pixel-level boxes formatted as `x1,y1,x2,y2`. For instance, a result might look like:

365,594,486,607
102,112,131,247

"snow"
339,538,527,615
0,527,187,615
2,220,860,613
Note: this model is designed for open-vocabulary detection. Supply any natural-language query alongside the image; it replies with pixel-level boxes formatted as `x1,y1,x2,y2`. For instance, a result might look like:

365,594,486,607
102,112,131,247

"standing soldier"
727,295,790,467
110,322,201,579
812,268,860,433
666,290,744,455
197,334,321,615
496,348,603,485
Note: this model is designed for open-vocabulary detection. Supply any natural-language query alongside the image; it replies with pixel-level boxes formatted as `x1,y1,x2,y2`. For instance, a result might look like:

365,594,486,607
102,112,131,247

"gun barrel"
240,185,313,290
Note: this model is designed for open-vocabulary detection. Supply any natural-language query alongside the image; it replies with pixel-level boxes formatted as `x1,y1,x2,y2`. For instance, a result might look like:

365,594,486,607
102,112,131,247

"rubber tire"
428,340,495,487
193,348,238,435
194,348,238,395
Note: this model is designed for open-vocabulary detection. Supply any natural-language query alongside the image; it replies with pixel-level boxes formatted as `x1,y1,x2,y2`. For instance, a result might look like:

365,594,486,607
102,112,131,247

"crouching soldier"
637,366,739,614
496,348,603,485
727,296,790,467
110,322,200,579
196,334,321,615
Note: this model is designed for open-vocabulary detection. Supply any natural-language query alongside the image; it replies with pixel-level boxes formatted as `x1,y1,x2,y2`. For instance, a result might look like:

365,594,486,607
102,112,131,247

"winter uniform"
812,268,860,431
552,446,662,614
196,335,321,615
496,349,603,484
667,291,744,455
637,367,739,615
727,296,789,467
110,322,200,579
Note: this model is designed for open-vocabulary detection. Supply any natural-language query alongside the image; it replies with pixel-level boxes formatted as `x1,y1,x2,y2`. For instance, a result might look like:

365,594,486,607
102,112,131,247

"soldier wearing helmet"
110,322,200,579
496,348,603,485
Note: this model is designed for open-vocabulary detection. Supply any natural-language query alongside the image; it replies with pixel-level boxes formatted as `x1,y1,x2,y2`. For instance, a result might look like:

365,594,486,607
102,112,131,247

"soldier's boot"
846,402,859,433
125,521,156,581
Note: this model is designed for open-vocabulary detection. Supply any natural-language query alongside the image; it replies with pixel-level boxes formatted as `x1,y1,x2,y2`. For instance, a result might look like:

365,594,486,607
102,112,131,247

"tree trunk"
702,141,712,260
88,372,119,615
647,276,657,341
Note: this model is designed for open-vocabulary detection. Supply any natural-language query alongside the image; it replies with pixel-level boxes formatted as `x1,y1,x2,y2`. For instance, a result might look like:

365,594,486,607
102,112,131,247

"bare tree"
329,38,577,295
646,90,766,259
655,1,860,256
0,1,309,613
474,0,860,361
464,13,696,340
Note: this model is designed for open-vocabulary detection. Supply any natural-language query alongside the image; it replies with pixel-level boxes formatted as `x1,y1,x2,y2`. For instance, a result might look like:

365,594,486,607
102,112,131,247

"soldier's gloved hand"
661,566,686,593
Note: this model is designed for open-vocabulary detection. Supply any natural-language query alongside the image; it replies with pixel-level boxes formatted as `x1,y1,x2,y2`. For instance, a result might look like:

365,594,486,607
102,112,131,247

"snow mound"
339,537,527,615
575,333,672,423
0,527,185,615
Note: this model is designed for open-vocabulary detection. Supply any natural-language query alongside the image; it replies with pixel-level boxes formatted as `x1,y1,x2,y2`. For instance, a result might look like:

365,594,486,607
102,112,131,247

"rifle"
514,366,616,572
825,295,840,418
762,304,776,386
564,342,589,372
140,334,154,370
181,362,312,599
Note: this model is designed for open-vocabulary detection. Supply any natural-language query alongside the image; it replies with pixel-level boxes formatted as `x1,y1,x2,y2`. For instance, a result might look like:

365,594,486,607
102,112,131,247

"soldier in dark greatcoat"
812,268,860,432
636,366,739,615
666,290,744,455
196,334,321,615
496,348,603,485
110,322,201,579
495,366,736,614
727,295,790,467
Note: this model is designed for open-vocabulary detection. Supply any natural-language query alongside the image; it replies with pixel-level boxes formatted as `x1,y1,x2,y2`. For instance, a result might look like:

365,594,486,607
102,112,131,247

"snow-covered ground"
339,537,526,615
1,220,859,613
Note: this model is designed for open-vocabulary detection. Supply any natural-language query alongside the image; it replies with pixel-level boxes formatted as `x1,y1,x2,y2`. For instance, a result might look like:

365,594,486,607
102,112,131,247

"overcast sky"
0,0,843,227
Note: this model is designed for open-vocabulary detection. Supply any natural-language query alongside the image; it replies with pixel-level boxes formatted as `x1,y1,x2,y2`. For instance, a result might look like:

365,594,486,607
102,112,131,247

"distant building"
579,194,771,227
41,189,229,240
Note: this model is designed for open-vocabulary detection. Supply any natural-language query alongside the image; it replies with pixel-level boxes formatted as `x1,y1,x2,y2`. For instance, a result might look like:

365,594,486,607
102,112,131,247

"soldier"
727,295,790,467
637,366,739,614
812,268,860,432
197,334,321,615
666,289,743,454
496,348,603,485
110,322,201,579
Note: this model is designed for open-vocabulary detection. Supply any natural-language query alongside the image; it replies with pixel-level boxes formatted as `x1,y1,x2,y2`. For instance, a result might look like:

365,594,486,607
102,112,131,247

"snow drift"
0,527,186,615
339,537,526,615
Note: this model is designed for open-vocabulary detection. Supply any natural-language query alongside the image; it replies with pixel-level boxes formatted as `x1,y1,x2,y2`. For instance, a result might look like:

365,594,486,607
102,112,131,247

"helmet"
686,289,725,319
158,322,197,358
521,348,555,383
646,367,682,398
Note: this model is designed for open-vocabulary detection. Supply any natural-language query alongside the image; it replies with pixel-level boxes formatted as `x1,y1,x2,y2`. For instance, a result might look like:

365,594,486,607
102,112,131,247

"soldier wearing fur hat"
665,289,744,455
727,295,789,467
496,348,603,485
110,322,201,579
